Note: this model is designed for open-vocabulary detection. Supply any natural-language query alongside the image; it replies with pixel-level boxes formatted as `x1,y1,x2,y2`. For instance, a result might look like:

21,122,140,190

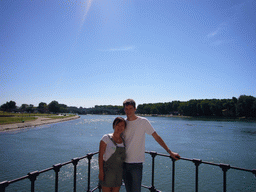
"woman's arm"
98,140,107,181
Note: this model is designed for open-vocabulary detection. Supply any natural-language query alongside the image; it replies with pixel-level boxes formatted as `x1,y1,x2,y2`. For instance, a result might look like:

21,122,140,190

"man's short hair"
123,99,136,108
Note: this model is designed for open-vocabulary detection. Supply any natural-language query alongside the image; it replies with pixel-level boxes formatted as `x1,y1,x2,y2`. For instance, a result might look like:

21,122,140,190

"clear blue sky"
1,0,255,108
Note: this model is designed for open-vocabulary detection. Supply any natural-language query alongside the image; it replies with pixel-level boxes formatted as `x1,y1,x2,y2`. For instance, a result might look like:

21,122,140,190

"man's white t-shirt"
123,116,155,163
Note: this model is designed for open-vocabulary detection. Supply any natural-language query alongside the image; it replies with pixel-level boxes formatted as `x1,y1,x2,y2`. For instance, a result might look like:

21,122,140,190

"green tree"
223,99,236,117
252,100,256,118
200,100,212,116
48,101,60,113
151,105,159,114
0,100,17,112
59,104,68,113
172,101,180,112
0,103,8,112
236,95,255,117
20,104,28,112
178,102,186,115
186,100,198,116
26,104,34,113
210,99,223,116
165,102,173,113
158,103,168,114
38,102,48,113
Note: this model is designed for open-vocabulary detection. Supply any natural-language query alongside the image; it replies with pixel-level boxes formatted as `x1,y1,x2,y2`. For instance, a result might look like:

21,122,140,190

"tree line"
0,100,75,114
136,95,256,118
0,100,122,115
1,95,256,118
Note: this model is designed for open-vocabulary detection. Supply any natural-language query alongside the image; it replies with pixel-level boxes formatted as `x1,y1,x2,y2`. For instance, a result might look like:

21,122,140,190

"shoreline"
0,115,80,133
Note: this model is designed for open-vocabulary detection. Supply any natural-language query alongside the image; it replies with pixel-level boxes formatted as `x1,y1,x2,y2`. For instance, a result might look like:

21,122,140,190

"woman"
98,117,126,192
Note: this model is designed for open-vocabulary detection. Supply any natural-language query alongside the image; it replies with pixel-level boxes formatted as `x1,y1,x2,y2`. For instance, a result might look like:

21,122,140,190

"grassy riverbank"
0,111,76,125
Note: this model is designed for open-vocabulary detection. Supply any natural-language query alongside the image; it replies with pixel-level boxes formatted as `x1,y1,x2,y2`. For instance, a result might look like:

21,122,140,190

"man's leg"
123,163,143,192
123,163,132,192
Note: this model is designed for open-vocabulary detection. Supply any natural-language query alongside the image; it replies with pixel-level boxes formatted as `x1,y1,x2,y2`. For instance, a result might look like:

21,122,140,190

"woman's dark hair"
113,117,126,129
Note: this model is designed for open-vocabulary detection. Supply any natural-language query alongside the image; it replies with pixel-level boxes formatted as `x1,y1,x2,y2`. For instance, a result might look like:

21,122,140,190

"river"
0,115,255,191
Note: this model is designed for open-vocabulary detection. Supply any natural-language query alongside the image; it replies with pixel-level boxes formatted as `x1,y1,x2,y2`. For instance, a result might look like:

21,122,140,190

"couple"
98,99,180,192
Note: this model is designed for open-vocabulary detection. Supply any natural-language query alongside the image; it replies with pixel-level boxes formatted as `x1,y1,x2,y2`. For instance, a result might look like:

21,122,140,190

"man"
122,99,180,192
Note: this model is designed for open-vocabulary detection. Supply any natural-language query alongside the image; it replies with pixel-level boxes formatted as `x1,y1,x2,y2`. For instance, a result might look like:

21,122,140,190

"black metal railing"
0,152,100,192
144,151,256,192
0,151,255,192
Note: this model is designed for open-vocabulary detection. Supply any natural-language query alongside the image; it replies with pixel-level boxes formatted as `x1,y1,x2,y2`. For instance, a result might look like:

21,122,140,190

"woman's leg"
112,186,121,192
101,186,112,192
102,186,121,192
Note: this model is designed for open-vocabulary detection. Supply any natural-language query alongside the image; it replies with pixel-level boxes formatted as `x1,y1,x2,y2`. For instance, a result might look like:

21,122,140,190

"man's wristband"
167,149,171,153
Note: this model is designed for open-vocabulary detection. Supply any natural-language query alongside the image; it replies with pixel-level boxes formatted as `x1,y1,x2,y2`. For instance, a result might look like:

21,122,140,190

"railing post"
253,169,256,177
219,164,230,192
192,159,202,192
87,153,93,192
98,182,102,192
28,171,39,192
0,181,9,192
53,163,62,192
149,151,157,192
72,158,80,192
171,157,176,192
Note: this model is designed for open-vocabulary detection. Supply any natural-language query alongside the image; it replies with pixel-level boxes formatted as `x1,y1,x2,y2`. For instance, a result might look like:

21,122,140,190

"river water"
0,115,255,191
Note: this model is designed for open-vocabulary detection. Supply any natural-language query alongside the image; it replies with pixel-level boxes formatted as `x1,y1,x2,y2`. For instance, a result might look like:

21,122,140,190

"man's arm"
152,132,180,160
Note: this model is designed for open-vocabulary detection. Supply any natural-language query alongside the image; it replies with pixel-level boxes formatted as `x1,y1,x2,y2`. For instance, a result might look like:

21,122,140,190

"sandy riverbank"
0,115,80,133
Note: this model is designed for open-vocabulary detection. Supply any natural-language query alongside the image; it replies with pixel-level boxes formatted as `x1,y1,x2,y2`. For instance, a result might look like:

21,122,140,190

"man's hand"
169,151,180,160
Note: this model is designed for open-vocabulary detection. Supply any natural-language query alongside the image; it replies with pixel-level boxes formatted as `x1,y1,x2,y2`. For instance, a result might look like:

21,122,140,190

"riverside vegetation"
0,112,76,125
1,95,256,120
